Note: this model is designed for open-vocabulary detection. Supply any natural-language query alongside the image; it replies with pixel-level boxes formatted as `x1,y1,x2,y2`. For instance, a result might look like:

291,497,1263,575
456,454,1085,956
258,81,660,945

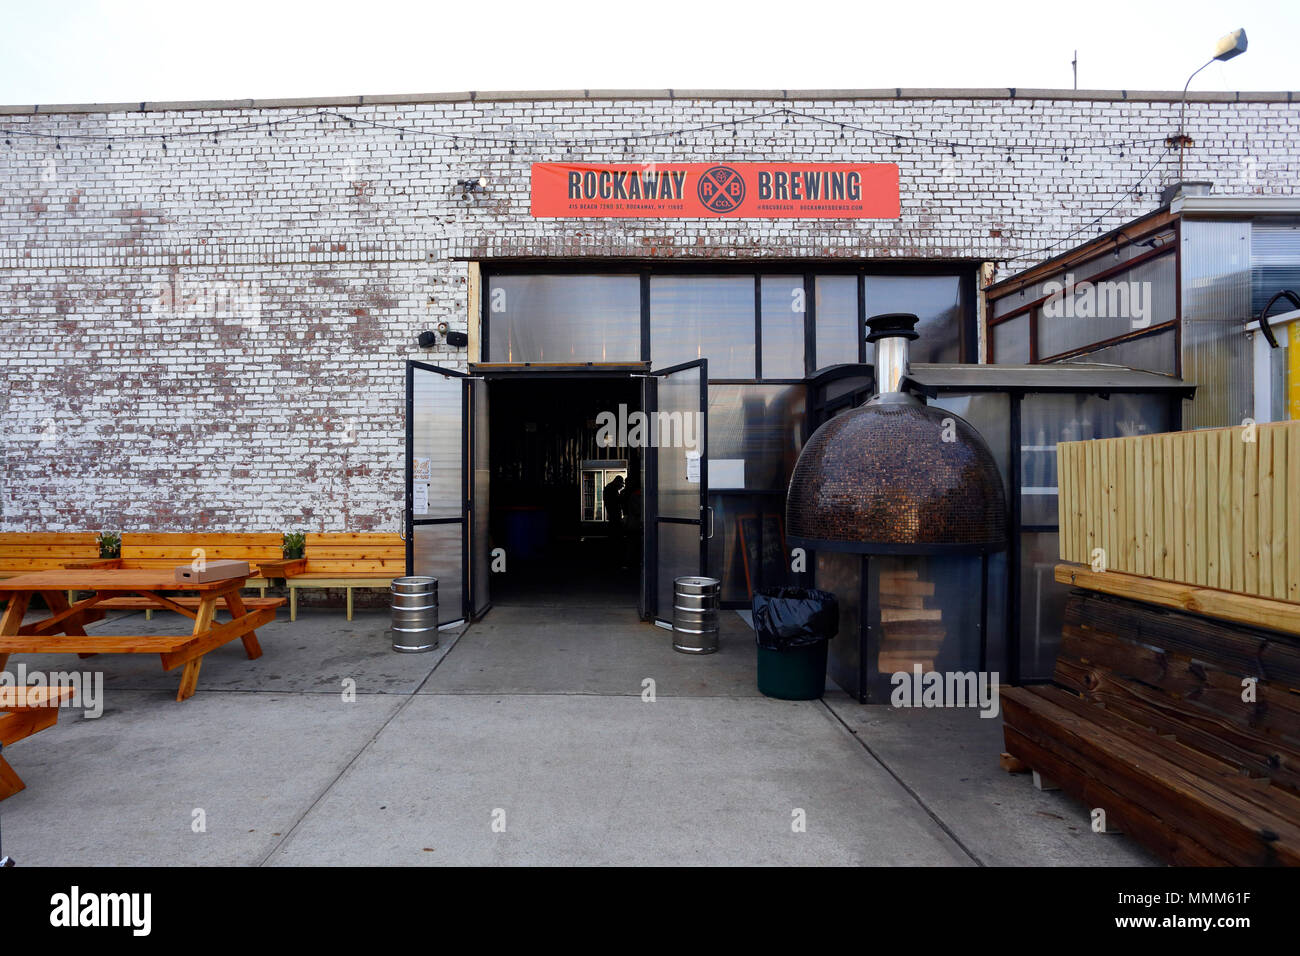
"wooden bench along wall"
0,533,104,574
286,533,405,621
0,533,111,608
1057,421,1300,601
1002,572,1300,866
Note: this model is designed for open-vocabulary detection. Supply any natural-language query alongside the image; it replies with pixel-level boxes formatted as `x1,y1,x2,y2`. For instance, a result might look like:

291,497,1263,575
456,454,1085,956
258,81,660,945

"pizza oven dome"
786,314,1007,553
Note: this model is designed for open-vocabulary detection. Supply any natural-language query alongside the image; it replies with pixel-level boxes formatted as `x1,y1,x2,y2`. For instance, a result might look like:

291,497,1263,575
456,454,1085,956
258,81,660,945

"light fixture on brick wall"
456,176,488,198
416,330,438,348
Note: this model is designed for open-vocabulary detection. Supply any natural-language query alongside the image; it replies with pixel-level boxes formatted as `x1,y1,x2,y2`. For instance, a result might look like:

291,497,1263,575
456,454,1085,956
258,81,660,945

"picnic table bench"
0,569,284,702
1,685,77,800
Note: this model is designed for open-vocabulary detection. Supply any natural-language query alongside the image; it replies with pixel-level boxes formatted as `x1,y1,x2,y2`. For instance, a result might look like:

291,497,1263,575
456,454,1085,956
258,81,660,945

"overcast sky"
0,0,1294,104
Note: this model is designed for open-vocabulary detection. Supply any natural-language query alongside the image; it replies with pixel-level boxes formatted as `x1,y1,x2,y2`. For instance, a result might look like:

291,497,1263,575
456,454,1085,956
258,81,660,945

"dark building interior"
487,375,643,606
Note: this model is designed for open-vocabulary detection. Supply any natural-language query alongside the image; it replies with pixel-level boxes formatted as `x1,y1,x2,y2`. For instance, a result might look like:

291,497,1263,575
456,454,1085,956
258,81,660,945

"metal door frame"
405,360,480,626
644,358,709,625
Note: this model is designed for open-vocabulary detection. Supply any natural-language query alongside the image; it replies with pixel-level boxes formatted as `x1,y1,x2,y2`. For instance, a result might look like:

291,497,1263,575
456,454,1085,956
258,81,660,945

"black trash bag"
751,587,839,650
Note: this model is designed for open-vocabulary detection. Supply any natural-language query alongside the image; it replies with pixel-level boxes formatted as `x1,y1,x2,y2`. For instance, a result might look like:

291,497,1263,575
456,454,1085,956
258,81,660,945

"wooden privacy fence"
1058,421,1300,602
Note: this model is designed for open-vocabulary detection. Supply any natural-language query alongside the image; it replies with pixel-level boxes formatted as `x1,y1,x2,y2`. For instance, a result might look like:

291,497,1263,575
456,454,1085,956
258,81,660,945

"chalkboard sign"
735,511,789,599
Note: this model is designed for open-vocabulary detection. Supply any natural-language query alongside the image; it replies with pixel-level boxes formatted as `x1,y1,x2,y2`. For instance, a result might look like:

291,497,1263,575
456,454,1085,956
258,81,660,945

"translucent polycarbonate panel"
1020,531,1070,681
650,276,755,378
1251,221,1300,315
411,369,462,520
989,232,1177,319
864,274,966,363
1059,327,1176,375
760,275,806,378
1036,253,1176,360
413,521,463,623
818,551,861,697
656,519,704,621
486,274,641,363
1183,220,1254,428
470,378,490,616
706,384,807,491
990,313,1031,364
929,392,1012,500
1019,392,1173,527
814,276,858,371
655,363,705,520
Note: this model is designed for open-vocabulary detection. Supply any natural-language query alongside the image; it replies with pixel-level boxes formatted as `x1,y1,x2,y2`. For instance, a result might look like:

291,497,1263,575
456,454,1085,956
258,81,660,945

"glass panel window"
814,276,858,371
1036,254,1175,360
1059,328,1177,376
1019,392,1173,526
760,276,805,378
487,274,641,363
707,384,807,491
650,276,756,378
865,274,966,363
991,313,1031,364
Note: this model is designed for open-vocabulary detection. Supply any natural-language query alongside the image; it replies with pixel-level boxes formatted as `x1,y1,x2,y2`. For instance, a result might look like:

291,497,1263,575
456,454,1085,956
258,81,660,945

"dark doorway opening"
487,376,643,608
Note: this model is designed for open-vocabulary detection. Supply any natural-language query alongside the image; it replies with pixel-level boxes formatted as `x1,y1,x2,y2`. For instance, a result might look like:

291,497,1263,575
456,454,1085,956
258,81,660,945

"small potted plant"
98,531,121,559
282,531,305,560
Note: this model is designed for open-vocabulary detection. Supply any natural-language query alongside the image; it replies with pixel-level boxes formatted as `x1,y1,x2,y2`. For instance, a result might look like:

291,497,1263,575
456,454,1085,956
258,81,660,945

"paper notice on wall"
413,483,429,514
413,457,432,481
685,453,701,484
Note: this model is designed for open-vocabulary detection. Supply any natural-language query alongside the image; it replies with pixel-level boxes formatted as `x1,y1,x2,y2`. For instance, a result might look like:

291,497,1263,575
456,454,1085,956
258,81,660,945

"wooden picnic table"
0,569,281,702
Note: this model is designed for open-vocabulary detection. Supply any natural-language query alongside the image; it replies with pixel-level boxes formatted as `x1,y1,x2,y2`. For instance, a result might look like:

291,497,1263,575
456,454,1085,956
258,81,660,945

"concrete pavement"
0,601,1157,866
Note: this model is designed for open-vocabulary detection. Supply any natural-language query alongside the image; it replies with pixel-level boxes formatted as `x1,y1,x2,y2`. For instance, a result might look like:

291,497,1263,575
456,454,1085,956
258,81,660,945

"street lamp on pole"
1175,28,1248,180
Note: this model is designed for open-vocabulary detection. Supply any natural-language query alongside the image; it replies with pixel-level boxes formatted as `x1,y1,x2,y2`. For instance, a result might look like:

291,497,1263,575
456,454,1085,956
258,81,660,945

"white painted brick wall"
1,94,1297,532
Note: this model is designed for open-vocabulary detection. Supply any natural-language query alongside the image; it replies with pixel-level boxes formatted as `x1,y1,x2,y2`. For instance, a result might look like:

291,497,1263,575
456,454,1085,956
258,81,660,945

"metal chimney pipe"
865,313,920,397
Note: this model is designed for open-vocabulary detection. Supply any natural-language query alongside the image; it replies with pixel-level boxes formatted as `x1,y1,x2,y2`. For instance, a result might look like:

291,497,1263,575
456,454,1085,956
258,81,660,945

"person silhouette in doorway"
604,474,625,564
622,473,642,571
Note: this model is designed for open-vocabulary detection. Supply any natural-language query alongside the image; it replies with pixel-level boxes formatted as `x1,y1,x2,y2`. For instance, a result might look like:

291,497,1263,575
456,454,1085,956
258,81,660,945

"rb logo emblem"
697,165,745,214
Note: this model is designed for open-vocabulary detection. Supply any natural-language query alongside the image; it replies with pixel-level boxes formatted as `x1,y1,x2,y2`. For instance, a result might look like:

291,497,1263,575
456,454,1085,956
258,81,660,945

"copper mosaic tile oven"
787,314,1008,702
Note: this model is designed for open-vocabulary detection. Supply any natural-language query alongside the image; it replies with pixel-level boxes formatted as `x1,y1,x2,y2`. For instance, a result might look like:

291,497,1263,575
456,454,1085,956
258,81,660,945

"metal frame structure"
899,365,1196,685
405,360,475,625
985,209,1183,374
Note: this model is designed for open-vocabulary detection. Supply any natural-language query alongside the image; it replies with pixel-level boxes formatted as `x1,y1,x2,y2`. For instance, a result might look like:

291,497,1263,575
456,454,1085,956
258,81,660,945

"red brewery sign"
530,162,900,219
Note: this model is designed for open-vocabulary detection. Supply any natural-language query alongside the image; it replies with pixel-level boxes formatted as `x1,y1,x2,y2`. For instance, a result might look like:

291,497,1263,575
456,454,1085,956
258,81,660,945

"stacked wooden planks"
1002,582,1300,865
876,569,945,674
1057,421,1300,602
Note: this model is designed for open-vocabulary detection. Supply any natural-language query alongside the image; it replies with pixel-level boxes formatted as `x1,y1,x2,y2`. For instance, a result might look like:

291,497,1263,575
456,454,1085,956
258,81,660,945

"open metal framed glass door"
644,358,709,626
406,361,489,625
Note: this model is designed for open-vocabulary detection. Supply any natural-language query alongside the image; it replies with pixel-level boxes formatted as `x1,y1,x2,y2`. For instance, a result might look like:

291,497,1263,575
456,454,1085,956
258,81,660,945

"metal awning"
901,362,1197,399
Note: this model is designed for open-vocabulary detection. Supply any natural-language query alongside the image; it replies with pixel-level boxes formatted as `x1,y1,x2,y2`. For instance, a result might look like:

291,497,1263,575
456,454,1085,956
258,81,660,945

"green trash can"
752,587,839,701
